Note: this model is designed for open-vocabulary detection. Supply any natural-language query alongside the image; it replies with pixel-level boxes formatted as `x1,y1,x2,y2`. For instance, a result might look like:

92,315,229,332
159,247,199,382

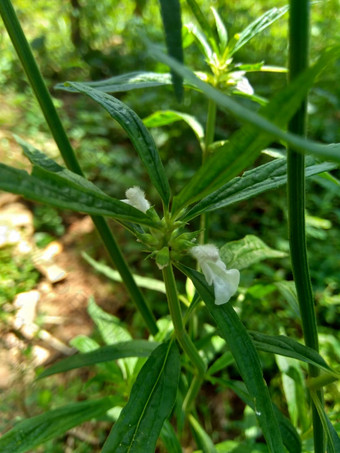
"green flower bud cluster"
121,186,199,268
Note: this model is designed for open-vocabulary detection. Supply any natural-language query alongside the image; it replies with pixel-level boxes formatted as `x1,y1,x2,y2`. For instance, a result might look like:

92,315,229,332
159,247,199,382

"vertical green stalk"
0,0,158,335
204,99,217,157
287,0,324,450
162,261,206,377
200,99,217,244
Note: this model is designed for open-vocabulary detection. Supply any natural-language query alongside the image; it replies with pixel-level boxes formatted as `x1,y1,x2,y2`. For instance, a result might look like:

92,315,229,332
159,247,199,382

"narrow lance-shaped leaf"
160,420,183,453
183,156,337,221
186,22,214,62
211,7,228,54
310,390,340,453
82,252,166,293
189,414,218,453
58,82,171,206
228,6,289,56
102,341,180,453
0,398,115,453
209,379,301,453
178,264,286,453
144,109,205,150
153,46,340,213
153,46,340,212
159,0,184,101
0,163,156,227
55,71,173,93
38,340,159,379
186,0,217,49
250,332,338,377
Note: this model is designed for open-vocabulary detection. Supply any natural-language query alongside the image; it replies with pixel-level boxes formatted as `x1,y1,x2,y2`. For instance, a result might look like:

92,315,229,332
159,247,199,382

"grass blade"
102,341,180,453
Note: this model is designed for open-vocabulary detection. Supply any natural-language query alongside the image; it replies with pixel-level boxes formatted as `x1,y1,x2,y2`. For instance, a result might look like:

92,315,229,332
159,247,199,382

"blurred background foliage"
0,1,339,449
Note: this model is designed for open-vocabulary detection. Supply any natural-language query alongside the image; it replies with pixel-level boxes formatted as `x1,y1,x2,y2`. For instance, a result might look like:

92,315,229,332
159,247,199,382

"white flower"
121,186,151,213
190,244,240,305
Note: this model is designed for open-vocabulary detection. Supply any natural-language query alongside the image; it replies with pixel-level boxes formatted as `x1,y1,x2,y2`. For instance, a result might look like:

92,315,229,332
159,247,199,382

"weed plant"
0,1,339,452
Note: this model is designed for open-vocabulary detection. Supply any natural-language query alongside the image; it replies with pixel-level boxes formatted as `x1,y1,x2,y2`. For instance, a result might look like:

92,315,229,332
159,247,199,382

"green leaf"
55,71,173,93
275,281,300,319
38,340,158,379
87,297,136,377
60,82,171,206
228,6,289,56
0,139,156,228
272,405,302,453
197,439,268,452
186,0,216,47
275,355,309,432
0,163,155,227
207,351,234,376
82,252,166,293
67,335,124,382
219,235,286,270
211,7,228,53
182,156,337,221
143,109,204,149
178,265,286,453
189,414,217,453
310,390,340,453
157,46,340,213
160,420,183,453
101,341,180,453
186,22,214,62
0,398,115,453
159,0,184,101
250,332,338,377
208,379,301,453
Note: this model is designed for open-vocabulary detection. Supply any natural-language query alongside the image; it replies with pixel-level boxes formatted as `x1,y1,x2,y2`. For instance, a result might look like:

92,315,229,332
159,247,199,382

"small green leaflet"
220,235,286,270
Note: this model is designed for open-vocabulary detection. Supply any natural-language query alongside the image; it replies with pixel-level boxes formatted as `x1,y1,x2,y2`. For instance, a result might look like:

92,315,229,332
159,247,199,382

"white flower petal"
190,244,240,305
121,186,150,213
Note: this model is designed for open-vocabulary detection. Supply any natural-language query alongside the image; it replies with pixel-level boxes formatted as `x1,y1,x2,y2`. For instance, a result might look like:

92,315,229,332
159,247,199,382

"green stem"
162,262,206,376
204,99,217,158
182,374,203,413
288,1,324,451
200,99,217,245
0,0,158,336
